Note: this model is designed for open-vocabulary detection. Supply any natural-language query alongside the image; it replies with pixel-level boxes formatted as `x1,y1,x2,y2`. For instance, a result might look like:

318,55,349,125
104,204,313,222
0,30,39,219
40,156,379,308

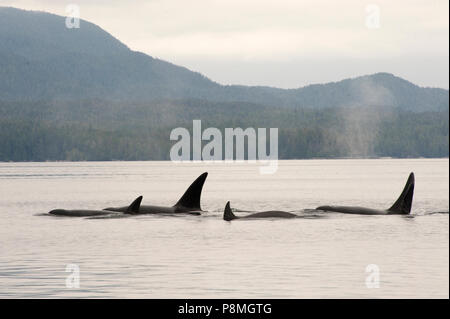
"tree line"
0,100,447,161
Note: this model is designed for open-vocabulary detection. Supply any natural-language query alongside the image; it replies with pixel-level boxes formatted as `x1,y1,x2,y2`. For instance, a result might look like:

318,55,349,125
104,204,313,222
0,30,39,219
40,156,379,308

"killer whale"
223,201,297,221
49,196,142,217
104,172,208,215
316,172,415,215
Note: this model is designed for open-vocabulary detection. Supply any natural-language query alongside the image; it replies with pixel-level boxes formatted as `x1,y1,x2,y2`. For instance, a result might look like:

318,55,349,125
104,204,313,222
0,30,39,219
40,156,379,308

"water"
0,159,448,298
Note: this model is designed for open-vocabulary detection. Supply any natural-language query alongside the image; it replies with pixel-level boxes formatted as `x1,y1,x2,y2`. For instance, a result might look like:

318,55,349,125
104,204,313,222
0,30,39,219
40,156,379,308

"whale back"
247,211,297,218
388,172,415,214
174,172,208,210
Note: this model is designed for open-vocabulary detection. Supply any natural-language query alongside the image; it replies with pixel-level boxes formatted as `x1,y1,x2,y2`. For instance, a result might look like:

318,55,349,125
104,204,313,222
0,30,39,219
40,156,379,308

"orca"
316,172,415,215
223,201,297,221
49,196,142,217
104,172,208,215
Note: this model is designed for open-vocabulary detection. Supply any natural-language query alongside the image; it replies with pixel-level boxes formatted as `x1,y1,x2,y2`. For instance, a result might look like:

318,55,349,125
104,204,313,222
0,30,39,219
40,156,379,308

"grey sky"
2,0,449,88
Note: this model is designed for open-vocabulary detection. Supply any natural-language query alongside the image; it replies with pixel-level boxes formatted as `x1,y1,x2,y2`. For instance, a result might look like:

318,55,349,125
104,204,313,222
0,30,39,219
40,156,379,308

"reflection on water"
0,159,448,298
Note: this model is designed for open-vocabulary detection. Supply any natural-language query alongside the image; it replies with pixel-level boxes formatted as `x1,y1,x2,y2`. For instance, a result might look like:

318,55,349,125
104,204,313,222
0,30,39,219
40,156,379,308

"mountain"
0,7,448,161
0,7,448,112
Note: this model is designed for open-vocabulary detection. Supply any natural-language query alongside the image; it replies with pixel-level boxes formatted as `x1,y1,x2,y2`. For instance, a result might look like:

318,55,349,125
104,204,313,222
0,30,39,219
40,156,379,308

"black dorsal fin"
388,172,415,214
125,196,143,214
223,201,237,221
174,172,208,210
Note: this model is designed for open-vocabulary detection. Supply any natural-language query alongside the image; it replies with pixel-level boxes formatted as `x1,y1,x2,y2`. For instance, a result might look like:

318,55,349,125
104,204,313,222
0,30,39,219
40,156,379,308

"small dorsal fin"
174,172,208,210
125,196,143,214
223,201,237,221
388,172,415,214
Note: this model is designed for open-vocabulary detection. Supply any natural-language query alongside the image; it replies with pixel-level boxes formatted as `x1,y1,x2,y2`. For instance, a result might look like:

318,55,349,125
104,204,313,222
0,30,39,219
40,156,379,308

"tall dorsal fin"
174,172,208,210
223,201,237,221
125,196,143,214
388,172,415,214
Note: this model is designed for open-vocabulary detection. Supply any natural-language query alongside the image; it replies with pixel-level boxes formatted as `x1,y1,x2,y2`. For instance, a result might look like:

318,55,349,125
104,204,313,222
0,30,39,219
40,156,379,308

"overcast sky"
2,0,449,88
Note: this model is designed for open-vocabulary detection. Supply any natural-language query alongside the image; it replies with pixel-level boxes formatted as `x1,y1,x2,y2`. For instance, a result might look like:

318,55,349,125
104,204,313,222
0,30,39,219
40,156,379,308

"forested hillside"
0,7,448,161
0,100,447,161
1,7,448,111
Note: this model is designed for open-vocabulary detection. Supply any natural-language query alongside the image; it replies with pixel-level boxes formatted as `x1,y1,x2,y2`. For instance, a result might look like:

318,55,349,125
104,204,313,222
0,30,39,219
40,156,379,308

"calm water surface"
0,159,448,298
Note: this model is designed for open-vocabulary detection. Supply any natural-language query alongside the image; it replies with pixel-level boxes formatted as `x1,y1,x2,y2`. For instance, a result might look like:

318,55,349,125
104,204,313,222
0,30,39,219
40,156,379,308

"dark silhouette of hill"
0,7,448,112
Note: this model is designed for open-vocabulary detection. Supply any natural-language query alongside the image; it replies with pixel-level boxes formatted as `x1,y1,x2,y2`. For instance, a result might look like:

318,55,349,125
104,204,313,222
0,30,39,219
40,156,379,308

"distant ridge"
0,7,448,112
